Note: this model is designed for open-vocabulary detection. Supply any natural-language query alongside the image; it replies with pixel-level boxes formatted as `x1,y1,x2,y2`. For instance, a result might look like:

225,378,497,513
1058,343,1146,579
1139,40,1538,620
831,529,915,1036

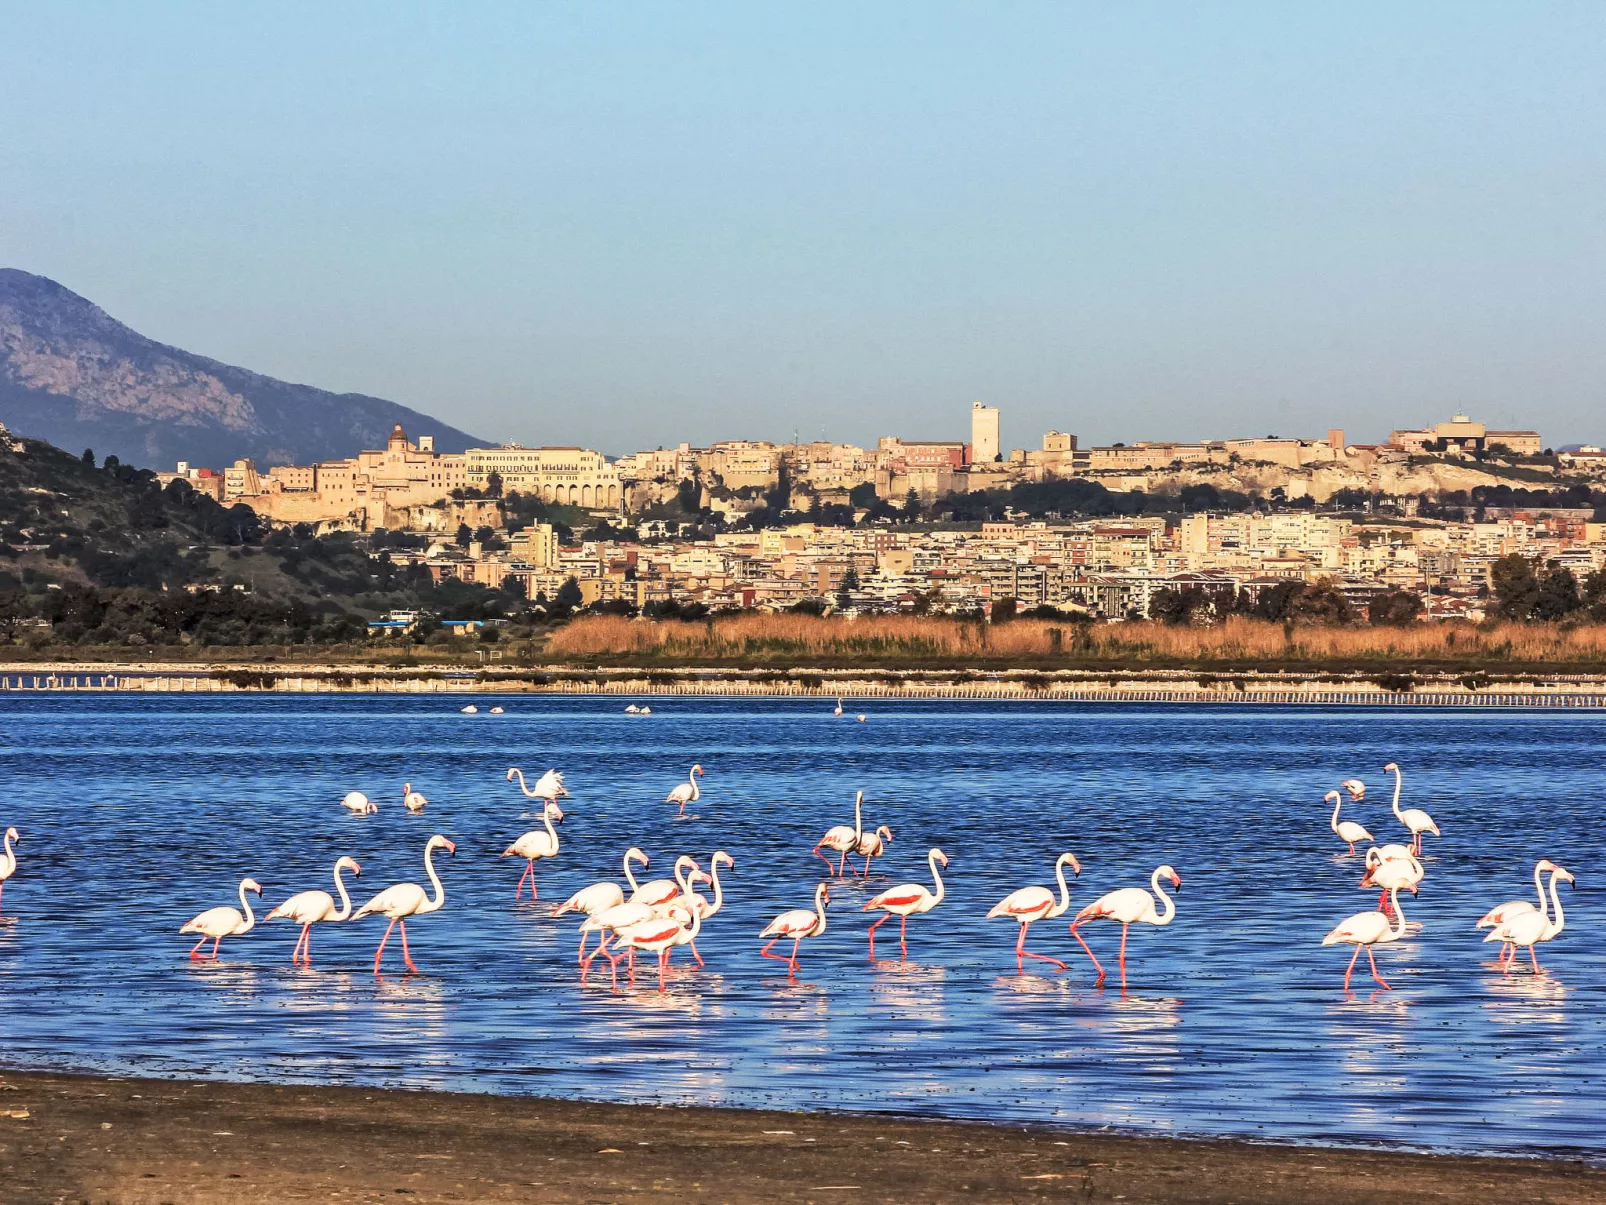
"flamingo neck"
927,852,946,905
684,900,703,940
332,862,355,921
421,844,446,913
542,807,559,848
1544,870,1567,938
852,792,863,842
0,831,13,873
1149,867,1176,926
1050,857,1073,918
1390,767,1404,820
510,768,531,796
623,853,642,893
237,881,257,932
674,858,694,896
706,860,725,917
1329,794,1343,833
1532,861,1551,921
1386,886,1406,940
813,884,829,934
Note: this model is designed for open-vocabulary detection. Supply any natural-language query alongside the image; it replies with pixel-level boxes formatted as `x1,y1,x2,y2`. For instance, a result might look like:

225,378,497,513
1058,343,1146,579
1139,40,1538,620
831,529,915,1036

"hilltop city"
145,405,1606,625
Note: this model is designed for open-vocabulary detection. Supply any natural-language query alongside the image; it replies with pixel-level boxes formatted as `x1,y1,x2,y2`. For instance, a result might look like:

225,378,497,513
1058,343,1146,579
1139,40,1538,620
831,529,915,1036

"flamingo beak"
353,861,362,875
1171,873,1182,890
443,839,458,855
1070,855,1082,877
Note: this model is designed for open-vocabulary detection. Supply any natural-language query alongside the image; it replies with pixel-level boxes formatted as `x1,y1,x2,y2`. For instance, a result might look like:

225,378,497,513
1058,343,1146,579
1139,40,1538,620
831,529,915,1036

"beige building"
464,445,622,509
970,402,1000,464
1389,415,1541,456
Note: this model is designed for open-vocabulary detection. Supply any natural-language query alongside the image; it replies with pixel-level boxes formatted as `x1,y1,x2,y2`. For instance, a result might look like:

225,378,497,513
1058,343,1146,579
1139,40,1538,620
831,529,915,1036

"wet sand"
0,1071,1599,1204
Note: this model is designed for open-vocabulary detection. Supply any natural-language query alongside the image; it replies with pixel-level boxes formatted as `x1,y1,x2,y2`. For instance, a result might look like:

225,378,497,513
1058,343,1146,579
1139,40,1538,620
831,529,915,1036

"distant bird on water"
340,791,377,816
402,783,428,813
1384,762,1439,854
0,826,19,920
666,764,704,816
1327,789,1373,856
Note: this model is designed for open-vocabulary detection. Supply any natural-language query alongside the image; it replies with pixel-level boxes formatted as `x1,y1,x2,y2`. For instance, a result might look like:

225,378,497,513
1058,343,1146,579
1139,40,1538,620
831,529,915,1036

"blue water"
0,696,1599,1157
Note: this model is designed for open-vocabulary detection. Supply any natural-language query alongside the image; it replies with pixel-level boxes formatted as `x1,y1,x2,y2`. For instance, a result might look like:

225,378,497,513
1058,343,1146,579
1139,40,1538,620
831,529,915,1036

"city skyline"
5,5,1606,451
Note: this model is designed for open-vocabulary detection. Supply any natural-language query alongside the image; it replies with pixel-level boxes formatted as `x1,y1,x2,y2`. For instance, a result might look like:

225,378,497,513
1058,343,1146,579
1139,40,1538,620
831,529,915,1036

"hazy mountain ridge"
0,269,484,469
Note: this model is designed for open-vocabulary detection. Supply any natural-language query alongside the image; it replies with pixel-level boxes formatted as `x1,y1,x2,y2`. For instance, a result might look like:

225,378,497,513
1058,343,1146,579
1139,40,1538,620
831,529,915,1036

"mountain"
0,269,485,470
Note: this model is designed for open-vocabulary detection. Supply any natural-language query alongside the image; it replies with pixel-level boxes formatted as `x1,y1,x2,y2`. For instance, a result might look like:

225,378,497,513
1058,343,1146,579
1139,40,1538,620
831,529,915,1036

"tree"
454,522,473,547
990,595,1018,623
1285,578,1353,625
81,448,95,467
848,482,878,509
1149,586,1221,626
552,575,584,617
1369,589,1423,626
1489,555,1541,621
903,489,922,520
485,470,503,498
1533,566,1580,621
1584,569,1606,622
835,565,860,611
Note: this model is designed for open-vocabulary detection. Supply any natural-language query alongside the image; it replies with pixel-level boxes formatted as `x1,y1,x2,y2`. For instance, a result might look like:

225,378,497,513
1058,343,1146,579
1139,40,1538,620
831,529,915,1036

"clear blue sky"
3,2,1604,452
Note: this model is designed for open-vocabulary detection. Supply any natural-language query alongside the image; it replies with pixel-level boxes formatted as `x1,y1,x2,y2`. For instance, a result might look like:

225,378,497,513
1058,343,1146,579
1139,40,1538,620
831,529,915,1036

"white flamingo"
679,850,734,920
632,855,701,911
180,877,263,961
863,848,949,962
813,790,864,877
1384,762,1439,854
853,824,894,878
987,852,1081,970
625,704,641,714
1359,848,1424,918
340,791,377,815
553,848,649,960
832,697,844,717
760,882,831,974
0,827,19,918
1328,789,1373,855
265,856,361,965
352,835,456,974
579,899,659,971
1476,858,1559,962
507,767,568,803
666,764,704,816
1323,884,1409,990
402,783,428,813
1069,864,1181,987
639,706,652,716
502,802,565,900
489,706,505,714
615,888,707,987
1486,864,1574,975
461,704,478,714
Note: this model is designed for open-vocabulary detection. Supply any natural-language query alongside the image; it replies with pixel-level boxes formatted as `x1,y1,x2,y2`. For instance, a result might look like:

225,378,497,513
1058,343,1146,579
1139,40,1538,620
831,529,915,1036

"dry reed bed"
547,615,1606,664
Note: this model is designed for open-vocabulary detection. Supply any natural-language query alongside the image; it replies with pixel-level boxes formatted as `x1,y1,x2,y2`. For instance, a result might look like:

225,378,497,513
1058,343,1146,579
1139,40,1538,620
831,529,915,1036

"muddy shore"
0,1071,1598,1204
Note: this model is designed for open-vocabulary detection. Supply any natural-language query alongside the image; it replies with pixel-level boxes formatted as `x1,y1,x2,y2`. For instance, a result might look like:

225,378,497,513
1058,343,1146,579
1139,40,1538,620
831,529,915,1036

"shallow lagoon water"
0,695,1600,1156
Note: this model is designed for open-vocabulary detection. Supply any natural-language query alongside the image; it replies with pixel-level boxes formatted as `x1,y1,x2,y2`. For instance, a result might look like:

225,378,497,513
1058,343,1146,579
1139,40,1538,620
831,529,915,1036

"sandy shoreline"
0,1070,1599,1204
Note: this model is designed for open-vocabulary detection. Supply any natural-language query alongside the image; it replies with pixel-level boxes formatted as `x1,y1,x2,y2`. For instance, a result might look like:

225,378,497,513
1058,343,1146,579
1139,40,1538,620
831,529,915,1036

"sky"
3,2,1605,453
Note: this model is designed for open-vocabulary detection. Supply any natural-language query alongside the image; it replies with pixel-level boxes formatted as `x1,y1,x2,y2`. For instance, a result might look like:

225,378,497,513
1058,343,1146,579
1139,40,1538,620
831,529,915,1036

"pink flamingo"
986,852,1081,970
665,764,704,816
1484,864,1573,975
629,854,701,910
0,827,18,919
863,847,949,961
502,801,565,900
1328,789,1373,855
1384,762,1439,854
507,767,568,803
616,878,710,988
1323,884,1409,990
554,847,648,962
265,855,360,965
352,835,456,974
1359,848,1423,917
180,877,262,961
852,824,894,877
1069,864,1180,987
813,790,864,877
759,882,831,975
1476,858,1557,964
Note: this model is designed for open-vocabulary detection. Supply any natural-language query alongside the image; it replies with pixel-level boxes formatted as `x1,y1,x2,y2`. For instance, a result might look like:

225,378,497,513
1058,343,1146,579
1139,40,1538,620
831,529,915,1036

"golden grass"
546,614,1606,665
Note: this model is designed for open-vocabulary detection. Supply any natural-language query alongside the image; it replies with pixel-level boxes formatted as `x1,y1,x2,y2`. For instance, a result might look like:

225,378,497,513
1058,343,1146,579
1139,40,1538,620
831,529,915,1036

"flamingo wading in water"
266,856,361,965
402,783,428,813
863,847,949,961
352,835,456,974
813,790,864,877
180,878,263,961
0,827,19,919
1476,858,1559,963
853,823,894,877
554,847,647,962
341,791,377,815
1323,884,1410,990
1328,789,1373,855
987,852,1081,970
507,767,568,804
1384,762,1439,854
760,882,830,975
502,801,565,900
1069,864,1181,987
666,764,704,816
1359,847,1425,918
1485,863,1574,975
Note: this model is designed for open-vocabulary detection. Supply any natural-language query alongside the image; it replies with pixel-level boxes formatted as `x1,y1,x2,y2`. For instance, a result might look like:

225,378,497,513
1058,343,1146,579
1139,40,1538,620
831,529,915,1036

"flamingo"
1359,848,1424,917
632,855,702,911
340,791,377,815
813,790,864,877
1340,778,1366,801
402,783,428,813
507,767,568,803
1486,864,1574,975
351,834,456,974
615,889,707,988
489,706,506,714
853,824,894,878
855,714,867,723
666,764,704,816
863,847,949,962
625,704,641,714
1069,864,1181,987
553,849,647,962
832,697,844,717
759,882,831,974
1323,884,1410,990
987,852,1081,971
1384,762,1439,854
579,899,659,972
502,801,565,900
180,878,263,961
677,850,735,921
1328,789,1373,855
265,856,361,965
1476,858,1559,963
639,706,652,716
461,704,479,714
0,827,19,918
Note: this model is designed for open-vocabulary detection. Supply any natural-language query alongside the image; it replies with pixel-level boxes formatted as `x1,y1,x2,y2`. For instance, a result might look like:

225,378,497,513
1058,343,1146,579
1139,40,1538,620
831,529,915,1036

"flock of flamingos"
0,722,1574,992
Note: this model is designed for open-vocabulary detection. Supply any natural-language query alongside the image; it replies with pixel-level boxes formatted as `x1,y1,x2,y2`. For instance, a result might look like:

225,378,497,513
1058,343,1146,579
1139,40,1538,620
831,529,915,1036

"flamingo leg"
867,912,891,962
515,861,532,900
861,853,873,877
790,937,801,973
813,846,838,876
1069,924,1105,983
527,863,539,901
374,919,397,973
760,937,793,965
576,928,589,964
1529,946,1542,976
1366,946,1390,990
1347,842,1356,855
210,935,222,960
188,936,209,960
899,914,910,959
688,938,704,968
302,926,312,965
399,921,417,974
1117,924,1129,986
1343,944,1362,989
1017,920,1067,971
